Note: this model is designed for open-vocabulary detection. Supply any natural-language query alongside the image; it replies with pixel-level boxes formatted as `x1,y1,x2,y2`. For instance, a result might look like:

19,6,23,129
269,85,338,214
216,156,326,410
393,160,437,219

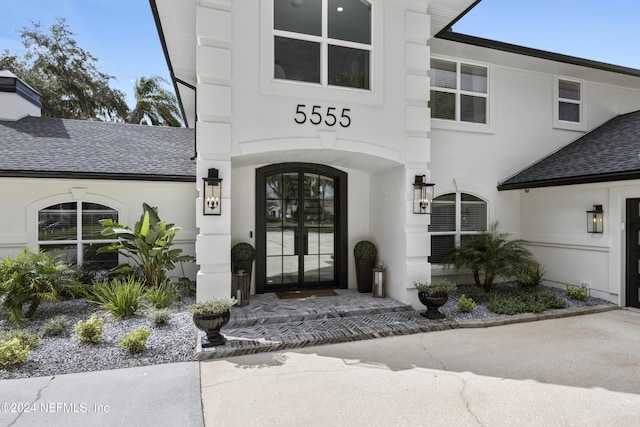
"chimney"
0,70,42,121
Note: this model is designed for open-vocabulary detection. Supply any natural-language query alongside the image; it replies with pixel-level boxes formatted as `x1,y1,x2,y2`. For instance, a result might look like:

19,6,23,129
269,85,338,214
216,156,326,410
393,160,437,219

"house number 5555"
294,104,351,128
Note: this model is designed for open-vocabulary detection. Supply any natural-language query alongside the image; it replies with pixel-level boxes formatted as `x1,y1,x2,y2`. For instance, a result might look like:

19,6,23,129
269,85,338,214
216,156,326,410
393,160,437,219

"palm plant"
127,76,182,127
444,221,534,292
0,248,85,327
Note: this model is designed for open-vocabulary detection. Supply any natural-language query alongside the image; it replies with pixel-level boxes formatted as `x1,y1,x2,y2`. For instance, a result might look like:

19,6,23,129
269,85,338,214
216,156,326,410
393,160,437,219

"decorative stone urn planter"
192,312,231,347
414,280,457,320
417,292,448,320
188,298,237,348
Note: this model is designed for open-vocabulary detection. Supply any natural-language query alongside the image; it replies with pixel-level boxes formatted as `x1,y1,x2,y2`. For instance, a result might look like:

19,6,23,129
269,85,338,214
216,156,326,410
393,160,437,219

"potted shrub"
231,242,255,279
414,280,457,319
353,240,377,293
188,298,237,347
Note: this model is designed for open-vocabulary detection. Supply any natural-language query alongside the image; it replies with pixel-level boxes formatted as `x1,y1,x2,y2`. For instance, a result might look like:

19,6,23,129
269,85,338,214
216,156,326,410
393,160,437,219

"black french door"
626,198,640,308
256,163,347,293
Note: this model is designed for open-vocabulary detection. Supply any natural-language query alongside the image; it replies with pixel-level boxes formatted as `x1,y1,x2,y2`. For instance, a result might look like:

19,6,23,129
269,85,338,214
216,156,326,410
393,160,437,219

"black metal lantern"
586,205,603,233
413,175,435,214
203,168,222,215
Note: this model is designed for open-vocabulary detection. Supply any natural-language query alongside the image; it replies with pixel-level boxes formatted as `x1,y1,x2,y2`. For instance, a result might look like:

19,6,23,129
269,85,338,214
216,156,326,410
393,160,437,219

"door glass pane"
328,45,370,89
39,203,77,241
266,257,282,286
304,255,319,282
82,203,117,240
320,200,334,225
274,0,321,36
267,200,283,225
308,228,320,255
282,255,298,284
328,0,371,44
266,175,282,200
430,90,455,120
319,176,334,200
319,255,334,281
275,37,320,83
319,228,334,254
267,227,283,256
282,228,296,256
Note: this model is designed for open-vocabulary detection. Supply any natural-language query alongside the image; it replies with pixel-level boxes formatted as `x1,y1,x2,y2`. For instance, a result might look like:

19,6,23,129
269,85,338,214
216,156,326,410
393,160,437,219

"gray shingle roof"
498,110,640,190
0,116,196,181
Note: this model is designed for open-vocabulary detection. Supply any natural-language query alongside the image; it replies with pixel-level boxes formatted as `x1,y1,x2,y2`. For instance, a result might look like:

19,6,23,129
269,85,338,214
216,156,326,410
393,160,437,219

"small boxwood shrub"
146,308,171,327
119,328,151,354
487,290,566,315
457,294,477,313
42,315,70,337
0,338,29,367
73,314,104,344
565,286,587,301
0,329,40,350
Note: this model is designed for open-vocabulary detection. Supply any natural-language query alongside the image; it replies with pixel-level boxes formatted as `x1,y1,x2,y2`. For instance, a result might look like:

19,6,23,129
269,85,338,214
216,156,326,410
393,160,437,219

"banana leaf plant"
97,203,194,288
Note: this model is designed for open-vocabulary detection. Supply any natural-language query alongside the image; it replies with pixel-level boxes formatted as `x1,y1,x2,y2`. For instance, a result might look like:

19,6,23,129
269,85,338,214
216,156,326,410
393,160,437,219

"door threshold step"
196,311,455,360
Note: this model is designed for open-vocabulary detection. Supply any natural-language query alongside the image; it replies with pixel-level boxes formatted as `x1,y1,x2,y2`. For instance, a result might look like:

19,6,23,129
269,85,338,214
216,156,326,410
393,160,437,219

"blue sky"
1,1,639,110
0,0,169,108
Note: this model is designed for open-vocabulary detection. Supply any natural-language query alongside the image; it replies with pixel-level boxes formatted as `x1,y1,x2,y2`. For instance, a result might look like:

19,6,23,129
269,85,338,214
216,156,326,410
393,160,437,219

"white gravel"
0,293,198,380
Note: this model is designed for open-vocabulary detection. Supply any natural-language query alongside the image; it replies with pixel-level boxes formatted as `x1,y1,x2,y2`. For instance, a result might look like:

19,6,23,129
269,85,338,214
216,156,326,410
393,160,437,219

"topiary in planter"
354,241,377,293
231,242,255,277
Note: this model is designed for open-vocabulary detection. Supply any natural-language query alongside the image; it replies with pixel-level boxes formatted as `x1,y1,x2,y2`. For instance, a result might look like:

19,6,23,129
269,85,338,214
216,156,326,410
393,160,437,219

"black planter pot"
355,258,375,293
193,311,231,347
418,292,449,320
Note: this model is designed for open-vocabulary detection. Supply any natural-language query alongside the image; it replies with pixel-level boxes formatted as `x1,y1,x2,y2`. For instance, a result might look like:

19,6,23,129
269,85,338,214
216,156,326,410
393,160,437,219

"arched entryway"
255,163,348,293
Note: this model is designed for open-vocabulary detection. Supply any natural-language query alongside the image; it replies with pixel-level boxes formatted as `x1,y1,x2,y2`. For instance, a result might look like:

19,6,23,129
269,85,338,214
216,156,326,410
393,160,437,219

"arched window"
429,193,487,264
38,202,119,272
273,0,372,89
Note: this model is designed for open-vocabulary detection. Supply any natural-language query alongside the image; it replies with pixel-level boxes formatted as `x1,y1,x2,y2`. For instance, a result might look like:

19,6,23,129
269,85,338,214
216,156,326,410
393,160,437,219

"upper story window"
557,78,581,123
38,202,119,273
430,58,488,124
428,193,487,264
273,0,372,90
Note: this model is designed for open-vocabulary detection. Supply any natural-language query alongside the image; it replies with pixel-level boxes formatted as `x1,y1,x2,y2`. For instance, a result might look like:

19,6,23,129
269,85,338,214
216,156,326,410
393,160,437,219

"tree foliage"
0,18,128,121
128,76,181,127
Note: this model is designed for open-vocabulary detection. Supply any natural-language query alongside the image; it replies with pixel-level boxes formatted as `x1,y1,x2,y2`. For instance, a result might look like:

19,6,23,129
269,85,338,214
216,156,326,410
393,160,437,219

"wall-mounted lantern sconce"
413,175,435,214
586,205,603,233
203,168,222,215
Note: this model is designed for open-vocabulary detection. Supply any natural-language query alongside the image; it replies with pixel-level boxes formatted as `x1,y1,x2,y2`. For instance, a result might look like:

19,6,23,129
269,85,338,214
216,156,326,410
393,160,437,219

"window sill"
431,118,495,134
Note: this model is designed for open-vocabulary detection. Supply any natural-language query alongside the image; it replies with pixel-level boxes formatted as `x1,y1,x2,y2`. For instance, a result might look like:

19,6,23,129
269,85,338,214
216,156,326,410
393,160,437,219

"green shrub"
0,338,29,367
72,314,104,345
565,286,587,301
414,280,457,296
145,282,179,309
487,289,566,315
0,247,85,327
0,329,40,350
516,262,546,290
457,294,477,313
90,277,145,318
146,308,171,327
42,315,70,337
119,328,151,354
98,203,195,288
353,241,377,260
188,298,237,315
444,222,534,292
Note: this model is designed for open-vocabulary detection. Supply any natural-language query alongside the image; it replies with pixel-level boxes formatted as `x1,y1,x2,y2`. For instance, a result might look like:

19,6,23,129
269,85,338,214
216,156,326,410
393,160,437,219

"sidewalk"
2,309,640,426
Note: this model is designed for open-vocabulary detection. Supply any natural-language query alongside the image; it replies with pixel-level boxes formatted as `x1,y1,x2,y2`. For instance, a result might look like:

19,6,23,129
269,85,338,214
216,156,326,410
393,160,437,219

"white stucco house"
3,1,640,310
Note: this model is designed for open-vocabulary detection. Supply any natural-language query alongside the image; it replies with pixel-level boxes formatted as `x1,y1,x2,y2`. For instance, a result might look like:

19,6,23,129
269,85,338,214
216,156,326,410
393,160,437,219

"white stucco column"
195,2,233,301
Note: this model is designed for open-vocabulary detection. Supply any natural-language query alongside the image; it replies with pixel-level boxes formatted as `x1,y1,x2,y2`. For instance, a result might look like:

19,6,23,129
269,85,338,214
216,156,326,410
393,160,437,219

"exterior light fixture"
203,168,222,215
413,175,435,214
586,205,603,233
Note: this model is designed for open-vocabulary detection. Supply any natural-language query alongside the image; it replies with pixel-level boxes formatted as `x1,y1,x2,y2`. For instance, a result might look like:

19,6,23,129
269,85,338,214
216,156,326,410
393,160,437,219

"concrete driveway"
201,309,640,426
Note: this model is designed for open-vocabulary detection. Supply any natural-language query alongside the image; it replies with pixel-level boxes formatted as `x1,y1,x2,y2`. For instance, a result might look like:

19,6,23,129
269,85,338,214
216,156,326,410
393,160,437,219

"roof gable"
498,111,640,190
